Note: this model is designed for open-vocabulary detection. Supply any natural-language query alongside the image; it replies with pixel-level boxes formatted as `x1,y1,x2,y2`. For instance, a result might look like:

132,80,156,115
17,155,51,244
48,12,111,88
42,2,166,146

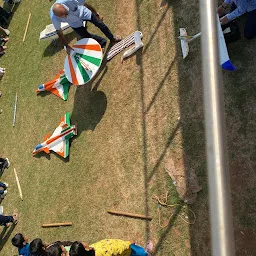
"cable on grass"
152,191,196,228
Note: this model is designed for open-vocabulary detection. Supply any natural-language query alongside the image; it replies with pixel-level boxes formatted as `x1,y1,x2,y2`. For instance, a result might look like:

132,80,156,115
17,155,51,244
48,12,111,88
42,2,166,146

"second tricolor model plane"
36,70,71,101
32,112,77,158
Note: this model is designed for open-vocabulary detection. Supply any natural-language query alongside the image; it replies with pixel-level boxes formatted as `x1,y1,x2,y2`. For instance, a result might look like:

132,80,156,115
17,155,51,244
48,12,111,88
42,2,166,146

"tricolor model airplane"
36,70,71,101
32,112,77,158
179,16,236,71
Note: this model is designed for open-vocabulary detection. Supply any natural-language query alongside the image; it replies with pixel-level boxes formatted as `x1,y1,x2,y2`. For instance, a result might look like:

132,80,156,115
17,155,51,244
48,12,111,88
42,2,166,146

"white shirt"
50,0,92,30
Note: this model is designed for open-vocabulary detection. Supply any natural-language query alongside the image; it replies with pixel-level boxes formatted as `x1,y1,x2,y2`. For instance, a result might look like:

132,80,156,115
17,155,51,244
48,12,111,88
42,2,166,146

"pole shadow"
134,0,182,250
0,223,16,251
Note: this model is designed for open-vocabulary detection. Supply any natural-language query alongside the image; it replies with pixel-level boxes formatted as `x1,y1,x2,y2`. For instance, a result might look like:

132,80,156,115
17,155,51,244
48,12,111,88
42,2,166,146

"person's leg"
89,13,114,41
72,26,107,48
0,182,5,189
2,159,9,170
244,10,256,39
0,214,14,226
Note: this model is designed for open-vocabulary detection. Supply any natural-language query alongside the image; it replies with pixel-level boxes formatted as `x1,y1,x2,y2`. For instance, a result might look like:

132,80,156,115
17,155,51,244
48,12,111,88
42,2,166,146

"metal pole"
199,1,235,255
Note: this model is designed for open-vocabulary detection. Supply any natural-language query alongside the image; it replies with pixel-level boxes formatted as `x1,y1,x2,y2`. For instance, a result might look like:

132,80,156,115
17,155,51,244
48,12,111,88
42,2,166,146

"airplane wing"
51,112,71,138
217,16,236,71
50,139,69,158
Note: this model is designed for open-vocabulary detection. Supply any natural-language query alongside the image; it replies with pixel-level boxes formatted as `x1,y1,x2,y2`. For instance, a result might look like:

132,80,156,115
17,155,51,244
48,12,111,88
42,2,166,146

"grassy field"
0,0,255,255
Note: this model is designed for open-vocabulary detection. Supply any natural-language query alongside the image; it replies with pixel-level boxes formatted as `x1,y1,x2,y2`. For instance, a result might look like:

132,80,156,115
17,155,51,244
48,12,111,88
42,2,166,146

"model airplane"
107,31,143,61
36,70,71,101
39,22,72,41
179,16,236,71
32,112,77,158
121,31,144,61
64,38,103,85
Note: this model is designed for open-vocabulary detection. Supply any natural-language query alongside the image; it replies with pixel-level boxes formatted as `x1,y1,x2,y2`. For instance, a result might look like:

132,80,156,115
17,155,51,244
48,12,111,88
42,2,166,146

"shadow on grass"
134,0,183,251
0,224,16,251
1,2,20,29
71,64,108,138
171,1,256,255
43,32,77,57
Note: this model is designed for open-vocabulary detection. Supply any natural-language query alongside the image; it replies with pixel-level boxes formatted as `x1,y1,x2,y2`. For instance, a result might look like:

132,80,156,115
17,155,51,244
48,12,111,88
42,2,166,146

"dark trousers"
0,158,8,172
72,13,114,47
0,7,10,20
0,214,13,226
231,3,256,39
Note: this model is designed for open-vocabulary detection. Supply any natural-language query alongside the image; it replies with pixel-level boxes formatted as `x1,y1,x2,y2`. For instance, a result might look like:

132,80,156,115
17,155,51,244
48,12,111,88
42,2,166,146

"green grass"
0,0,190,255
1,0,255,255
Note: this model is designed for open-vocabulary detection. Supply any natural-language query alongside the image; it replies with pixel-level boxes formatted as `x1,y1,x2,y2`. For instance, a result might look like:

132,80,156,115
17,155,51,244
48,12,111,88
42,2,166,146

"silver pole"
199,1,235,255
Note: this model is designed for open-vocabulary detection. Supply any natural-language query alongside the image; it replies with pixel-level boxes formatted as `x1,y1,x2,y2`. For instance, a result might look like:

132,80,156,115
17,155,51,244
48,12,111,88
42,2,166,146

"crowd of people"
0,0,255,254
11,233,153,256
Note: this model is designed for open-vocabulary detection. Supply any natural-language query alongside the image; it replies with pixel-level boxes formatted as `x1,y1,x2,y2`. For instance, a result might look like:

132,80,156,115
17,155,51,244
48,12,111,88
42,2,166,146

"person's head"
52,4,68,18
69,242,95,256
11,233,28,248
45,242,68,256
30,238,46,255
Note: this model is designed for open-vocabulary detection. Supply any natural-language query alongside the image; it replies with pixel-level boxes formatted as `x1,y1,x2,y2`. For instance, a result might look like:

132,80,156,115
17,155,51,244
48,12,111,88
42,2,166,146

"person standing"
50,0,122,54
218,0,256,39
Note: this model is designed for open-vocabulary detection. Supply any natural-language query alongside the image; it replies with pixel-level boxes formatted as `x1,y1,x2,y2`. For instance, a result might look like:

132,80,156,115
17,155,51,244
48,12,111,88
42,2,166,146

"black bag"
222,20,241,44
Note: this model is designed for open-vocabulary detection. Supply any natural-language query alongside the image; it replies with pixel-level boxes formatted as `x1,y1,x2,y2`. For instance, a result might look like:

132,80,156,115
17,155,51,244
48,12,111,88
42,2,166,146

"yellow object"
91,239,131,256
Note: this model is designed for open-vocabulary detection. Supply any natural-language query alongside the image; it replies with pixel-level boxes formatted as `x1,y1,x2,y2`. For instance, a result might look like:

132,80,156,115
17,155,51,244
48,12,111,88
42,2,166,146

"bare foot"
146,240,153,255
13,209,18,224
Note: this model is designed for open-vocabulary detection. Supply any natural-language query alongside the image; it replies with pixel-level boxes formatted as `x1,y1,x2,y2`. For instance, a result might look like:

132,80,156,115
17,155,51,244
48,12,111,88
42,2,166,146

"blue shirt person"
218,0,256,39
50,0,121,54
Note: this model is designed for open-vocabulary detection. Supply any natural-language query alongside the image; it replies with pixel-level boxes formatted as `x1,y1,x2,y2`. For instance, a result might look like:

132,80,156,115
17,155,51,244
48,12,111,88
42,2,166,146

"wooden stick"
107,210,152,221
23,13,31,42
14,168,23,201
42,222,73,228
13,92,17,127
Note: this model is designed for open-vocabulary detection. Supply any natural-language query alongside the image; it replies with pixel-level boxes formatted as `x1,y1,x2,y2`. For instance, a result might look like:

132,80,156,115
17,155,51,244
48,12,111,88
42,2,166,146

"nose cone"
33,144,43,154
36,84,45,92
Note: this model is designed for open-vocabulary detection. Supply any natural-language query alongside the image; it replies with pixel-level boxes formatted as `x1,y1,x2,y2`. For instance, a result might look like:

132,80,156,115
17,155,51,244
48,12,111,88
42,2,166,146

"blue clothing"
130,244,149,256
50,0,92,30
224,0,256,20
18,243,30,256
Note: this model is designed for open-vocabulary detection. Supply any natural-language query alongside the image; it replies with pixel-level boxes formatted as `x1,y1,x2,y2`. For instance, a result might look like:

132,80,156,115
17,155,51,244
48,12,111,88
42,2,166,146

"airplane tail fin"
122,31,144,61
74,124,78,136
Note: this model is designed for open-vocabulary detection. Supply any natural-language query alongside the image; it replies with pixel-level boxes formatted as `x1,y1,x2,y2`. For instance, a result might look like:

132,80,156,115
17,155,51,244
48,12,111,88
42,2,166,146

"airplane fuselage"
33,125,76,155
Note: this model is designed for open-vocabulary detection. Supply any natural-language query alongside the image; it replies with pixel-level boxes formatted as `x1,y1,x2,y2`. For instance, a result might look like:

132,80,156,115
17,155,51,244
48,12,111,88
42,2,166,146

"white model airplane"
179,16,236,71
107,31,143,61
40,23,72,41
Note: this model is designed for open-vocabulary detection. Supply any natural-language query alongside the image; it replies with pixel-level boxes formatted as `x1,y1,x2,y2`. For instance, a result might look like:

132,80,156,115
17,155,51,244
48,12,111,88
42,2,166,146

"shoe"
3,182,8,188
0,206,3,214
5,158,10,168
0,91,2,97
0,190,7,198
111,35,122,44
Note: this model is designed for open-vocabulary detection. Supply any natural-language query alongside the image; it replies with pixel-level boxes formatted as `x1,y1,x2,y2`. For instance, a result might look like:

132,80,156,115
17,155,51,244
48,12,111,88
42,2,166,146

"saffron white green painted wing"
36,70,71,101
64,38,103,85
32,112,77,158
